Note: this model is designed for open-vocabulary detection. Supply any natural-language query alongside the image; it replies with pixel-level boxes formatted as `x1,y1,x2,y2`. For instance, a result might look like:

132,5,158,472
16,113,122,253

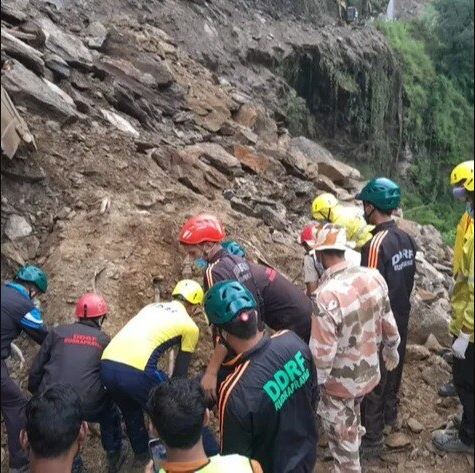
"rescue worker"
222,240,246,258
356,177,417,456
28,293,127,473
439,162,474,399
145,378,263,472
311,192,374,250
310,224,401,473
178,214,313,400
299,223,325,296
100,280,218,466
204,280,318,473
433,161,474,454
1,265,49,473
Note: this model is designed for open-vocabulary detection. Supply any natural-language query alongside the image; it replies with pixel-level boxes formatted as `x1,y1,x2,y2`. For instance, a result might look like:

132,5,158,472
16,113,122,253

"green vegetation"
376,0,474,244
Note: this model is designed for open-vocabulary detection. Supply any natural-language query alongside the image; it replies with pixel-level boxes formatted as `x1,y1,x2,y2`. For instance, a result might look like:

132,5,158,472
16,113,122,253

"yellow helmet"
172,280,204,305
311,193,339,220
451,161,474,192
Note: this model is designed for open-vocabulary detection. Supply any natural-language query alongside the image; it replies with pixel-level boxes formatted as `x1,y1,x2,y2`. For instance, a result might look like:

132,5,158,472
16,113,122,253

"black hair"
147,378,206,449
221,310,258,340
25,384,83,459
321,249,346,258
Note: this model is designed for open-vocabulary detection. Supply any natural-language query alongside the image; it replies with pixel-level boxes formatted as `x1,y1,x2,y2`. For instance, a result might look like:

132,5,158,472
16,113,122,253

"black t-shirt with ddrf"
204,250,313,342
220,331,319,473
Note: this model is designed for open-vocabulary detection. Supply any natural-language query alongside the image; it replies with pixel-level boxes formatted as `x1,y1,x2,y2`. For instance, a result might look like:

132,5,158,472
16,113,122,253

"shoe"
432,429,474,454
107,444,129,473
360,439,384,459
438,383,457,398
10,466,29,473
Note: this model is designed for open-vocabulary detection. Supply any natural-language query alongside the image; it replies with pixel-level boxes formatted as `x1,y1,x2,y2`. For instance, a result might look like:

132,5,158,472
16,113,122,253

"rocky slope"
1,0,471,471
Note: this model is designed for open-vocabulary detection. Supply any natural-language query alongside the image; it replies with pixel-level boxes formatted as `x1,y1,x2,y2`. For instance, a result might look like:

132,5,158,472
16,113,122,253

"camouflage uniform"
310,260,400,472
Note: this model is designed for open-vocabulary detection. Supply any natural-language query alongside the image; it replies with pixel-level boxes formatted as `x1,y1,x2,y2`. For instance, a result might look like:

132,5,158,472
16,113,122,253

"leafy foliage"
376,1,474,244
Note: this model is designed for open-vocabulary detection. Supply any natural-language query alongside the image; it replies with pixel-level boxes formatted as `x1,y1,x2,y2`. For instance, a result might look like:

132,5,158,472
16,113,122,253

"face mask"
453,186,468,201
194,258,208,270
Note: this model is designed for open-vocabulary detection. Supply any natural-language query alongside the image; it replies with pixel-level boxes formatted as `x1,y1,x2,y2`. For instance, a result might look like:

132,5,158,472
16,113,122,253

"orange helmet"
179,214,225,245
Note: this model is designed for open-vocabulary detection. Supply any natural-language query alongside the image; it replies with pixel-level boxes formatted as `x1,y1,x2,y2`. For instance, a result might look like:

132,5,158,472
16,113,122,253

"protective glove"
452,332,471,360
382,346,400,371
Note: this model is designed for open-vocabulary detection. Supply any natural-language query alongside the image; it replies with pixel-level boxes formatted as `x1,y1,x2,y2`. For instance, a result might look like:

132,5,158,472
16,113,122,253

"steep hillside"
1,0,471,472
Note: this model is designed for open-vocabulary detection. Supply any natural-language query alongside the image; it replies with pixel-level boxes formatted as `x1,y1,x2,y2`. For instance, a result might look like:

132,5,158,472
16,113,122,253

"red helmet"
75,293,109,319
299,223,322,246
179,214,225,245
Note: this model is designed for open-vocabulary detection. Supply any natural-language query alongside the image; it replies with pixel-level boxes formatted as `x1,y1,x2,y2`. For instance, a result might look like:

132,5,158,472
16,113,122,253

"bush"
376,2,473,244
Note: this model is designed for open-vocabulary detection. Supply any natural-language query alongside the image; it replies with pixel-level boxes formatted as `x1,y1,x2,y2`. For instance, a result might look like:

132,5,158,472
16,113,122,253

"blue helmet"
222,240,246,258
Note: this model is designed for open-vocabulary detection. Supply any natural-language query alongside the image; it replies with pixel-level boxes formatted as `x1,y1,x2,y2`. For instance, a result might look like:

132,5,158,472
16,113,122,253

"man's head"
178,214,226,269
172,279,204,315
313,224,347,270
451,161,474,213
15,265,48,298
204,280,259,350
311,193,339,222
20,385,88,464
147,378,208,450
75,293,108,326
356,177,401,225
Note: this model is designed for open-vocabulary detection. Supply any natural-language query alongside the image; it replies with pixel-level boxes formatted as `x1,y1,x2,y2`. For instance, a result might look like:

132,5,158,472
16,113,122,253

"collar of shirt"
222,335,271,369
159,458,210,472
319,260,350,286
208,248,227,264
5,282,30,300
372,219,396,234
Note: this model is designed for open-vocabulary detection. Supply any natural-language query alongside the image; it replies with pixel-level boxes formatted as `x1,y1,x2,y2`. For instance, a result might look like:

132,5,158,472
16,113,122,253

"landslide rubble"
1,1,469,472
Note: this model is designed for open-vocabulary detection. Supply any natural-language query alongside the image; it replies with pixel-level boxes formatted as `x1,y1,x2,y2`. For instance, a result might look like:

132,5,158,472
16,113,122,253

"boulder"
44,53,70,80
1,1,29,24
86,21,108,50
36,18,93,69
417,288,438,304
1,29,45,76
255,205,287,231
405,344,431,362
233,145,284,175
424,334,444,353
290,136,361,186
407,418,424,434
234,103,278,144
2,59,78,120
184,143,242,177
316,174,337,193
96,57,156,88
100,109,139,137
281,146,309,178
5,215,32,240
409,297,452,347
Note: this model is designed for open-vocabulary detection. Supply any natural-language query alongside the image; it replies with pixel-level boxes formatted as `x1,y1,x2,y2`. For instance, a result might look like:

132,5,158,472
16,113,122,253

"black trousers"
1,359,29,468
453,340,474,446
361,312,409,443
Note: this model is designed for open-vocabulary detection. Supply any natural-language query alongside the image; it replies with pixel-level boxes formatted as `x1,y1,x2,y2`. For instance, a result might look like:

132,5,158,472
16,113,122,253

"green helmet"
222,240,246,258
204,280,256,325
356,177,401,212
16,265,48,293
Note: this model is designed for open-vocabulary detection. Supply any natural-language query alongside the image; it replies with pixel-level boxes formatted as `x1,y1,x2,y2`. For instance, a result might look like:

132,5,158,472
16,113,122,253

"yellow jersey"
102,301,199,372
